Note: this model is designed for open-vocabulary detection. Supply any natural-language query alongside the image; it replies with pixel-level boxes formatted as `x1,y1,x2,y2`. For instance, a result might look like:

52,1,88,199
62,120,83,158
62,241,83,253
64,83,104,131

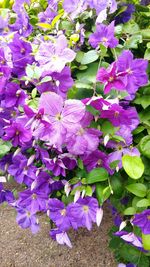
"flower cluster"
0,1,150,264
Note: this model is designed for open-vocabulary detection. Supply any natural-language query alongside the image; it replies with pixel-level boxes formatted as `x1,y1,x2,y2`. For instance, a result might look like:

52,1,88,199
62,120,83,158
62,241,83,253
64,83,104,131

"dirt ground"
0,205,117,267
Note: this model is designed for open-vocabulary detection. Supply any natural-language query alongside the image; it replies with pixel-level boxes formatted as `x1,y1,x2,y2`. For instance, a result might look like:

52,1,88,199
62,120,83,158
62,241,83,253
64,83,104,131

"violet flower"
115,231,145,251
132,210,150,234
89,21,118,49
115,4,135,25
3,82,27,108
96,62,126,94
35,35,76,74
37,66,74,99
38,92,85,149
68,197,99,230
50,229,72,248
117,50,148,100
16,207,39,234
3,121,32,147
17,189,48,214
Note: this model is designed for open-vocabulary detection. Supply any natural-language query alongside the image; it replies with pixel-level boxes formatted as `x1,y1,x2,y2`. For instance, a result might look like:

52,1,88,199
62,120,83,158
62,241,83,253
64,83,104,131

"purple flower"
10,8,32,37
35,35,76,74
48,198,75,231
132,210,150,234
115,231,145,251
38,92,85,149
16,207,39,234
9,34,33,77
117,50,148,100
3,82,27,108
8,153,36,185
68,197,99,230
0,66,11,95
0,184,14,204
115,4,135,25
89,21,118,49
3,121,32,147
83,150,112,174
66,112,101,155
31,171,64,195
140,0,150,5
96,62,126,94
63,0,87,19
17,189,47,213
100,104,131,127
50,229,72,248
37,67,74,99
38,4,57,25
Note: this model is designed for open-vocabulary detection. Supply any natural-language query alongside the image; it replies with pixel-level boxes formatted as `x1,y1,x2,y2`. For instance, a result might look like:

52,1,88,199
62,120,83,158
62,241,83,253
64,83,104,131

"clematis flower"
115,231,146,252
3,82,27,108
17,189,47,213
63,0,87,20
96,62,126,94
37,66,74,99
89,21,118,49
16,207,39,234
3,121,32,147
132,210,150,234
48,198,76,231
35,35,76,74
9,34,33,77
83,150,112,174
100,104,131,127
38,92,85,149
66,112,101,155
68,197,99,230
50,229,72,248
115,4,135,25
117,50,148,100
0,183,14,204
38,3,57,25
8,153,36,185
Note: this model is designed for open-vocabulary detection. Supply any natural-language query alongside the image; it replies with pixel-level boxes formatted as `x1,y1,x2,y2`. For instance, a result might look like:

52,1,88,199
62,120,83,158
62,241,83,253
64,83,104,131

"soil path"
0,205,116,267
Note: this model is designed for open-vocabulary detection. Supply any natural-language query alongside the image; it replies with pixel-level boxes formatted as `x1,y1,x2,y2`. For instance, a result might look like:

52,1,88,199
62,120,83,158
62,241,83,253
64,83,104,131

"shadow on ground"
0,205,116,267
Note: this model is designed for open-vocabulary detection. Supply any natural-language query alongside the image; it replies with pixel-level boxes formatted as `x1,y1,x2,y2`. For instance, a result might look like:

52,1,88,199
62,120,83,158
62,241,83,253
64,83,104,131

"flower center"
77,128,85,136
126,68,133,74
83,205,89,213
97,159,102,166
147,215,150,220
60,209,66,216
16,130,20,135
114,111,119,118
0,72,3,77
102,37,108,43
26,211,31,217
20,48,25,54
0,59,5,65
117,145,122,151
109,76,114,82
32,193,37,200
55,113,62,120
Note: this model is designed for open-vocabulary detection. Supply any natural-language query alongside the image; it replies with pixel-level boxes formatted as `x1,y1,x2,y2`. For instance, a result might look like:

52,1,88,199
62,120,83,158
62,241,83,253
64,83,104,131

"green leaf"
101,121,118,135
142,234,150,250
139,135,150,159
122,155,144,179
81,50,99,65
110,174,123,198
124,207,136,215
0,140,12,157
126,183,147,197
86,168,108,184
136,198,150,207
